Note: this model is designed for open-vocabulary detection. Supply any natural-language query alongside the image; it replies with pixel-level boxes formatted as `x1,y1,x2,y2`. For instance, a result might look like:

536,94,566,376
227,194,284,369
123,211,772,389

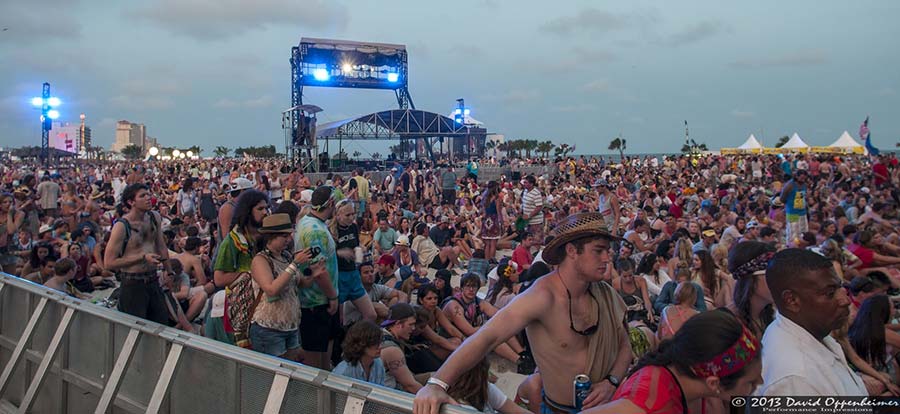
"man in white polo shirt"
757,248,866,396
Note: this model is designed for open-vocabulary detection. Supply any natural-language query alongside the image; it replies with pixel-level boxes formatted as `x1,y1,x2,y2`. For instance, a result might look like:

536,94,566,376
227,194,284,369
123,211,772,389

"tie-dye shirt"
294,214,338,308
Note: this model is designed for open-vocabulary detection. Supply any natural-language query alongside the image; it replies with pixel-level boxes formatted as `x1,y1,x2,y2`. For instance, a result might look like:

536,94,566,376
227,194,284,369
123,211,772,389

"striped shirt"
522,188,544,225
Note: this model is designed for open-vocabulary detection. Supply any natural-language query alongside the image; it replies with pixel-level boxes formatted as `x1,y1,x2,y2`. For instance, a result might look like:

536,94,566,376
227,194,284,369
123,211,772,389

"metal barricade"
0,274,476,414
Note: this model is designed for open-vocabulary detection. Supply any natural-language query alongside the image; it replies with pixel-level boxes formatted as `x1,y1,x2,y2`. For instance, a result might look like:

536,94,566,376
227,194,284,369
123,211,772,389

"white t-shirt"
460,383,508,413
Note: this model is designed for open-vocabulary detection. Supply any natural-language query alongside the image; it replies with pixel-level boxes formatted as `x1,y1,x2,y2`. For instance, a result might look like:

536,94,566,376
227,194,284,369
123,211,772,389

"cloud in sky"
730,49,829,68
876,87,896,96
731,109,756,118
582,79,610,93
481,89,541,104
1,0,82,43
129,0,349,40
214,95,274,109
661,20,730,46
540,8,656,36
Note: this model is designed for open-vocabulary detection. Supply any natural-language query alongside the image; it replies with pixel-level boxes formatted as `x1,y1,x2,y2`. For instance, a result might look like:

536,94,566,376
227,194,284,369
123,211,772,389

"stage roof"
316,109,469,140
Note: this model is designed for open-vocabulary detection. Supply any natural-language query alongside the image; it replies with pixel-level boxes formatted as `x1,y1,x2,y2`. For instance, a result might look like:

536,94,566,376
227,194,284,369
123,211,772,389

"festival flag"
860,116,880,156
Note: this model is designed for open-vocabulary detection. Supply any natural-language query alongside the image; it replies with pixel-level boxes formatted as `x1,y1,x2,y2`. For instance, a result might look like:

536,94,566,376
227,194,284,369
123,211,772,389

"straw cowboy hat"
542,212,622,265
258,214,293,234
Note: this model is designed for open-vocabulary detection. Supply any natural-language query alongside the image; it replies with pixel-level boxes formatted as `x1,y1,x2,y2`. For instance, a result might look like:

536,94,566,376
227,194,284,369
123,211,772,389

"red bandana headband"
690,325,760,378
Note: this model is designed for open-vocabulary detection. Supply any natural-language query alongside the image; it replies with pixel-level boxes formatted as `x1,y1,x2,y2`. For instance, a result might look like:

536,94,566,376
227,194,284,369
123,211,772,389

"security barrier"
0,274,475,414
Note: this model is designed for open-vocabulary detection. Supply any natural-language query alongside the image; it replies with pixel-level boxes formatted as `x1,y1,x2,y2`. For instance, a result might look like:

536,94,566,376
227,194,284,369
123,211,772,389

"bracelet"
327,296,339,301
286,263,298,275
426,377,450,392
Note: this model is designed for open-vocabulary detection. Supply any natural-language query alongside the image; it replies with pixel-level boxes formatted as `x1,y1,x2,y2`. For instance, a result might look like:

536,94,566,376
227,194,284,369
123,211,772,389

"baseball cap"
230,177,253,192
39,224,53,235
381,303,416,327
376,254,396,266
299,189,313,203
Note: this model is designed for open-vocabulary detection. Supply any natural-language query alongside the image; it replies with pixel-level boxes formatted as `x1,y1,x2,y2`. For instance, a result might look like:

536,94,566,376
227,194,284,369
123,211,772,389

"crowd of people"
2,151,900,413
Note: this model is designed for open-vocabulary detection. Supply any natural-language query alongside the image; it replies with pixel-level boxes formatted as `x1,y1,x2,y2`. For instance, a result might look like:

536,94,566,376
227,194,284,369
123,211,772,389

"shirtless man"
175,236,212,294
105,183,174,327
414,212,632,414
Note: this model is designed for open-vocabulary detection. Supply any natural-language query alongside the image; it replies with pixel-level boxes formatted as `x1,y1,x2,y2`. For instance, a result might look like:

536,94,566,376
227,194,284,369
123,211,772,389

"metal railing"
0,274,475,414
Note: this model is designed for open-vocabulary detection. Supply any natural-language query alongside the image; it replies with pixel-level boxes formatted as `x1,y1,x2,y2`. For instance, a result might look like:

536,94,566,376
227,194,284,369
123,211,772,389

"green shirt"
294,215,339,308
214,228,254,274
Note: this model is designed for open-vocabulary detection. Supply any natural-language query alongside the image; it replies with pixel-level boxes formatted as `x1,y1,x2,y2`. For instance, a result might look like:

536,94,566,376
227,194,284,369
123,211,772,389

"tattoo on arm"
386,358,405,372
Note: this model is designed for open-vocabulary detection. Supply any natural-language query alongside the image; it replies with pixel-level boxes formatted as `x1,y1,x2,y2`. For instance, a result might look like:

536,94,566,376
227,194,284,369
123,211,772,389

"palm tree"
352,150,362,159
536,140,555,159
121,144,143,160
775,135,790,148
485,140,497,157
214,146,230,158
371,152,382,160
608,137,626,160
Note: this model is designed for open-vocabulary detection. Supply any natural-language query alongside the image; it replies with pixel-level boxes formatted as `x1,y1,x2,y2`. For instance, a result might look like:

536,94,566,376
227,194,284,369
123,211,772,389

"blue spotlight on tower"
464,109,471,115
313,68,330,81
47,97,61,107
387,73,399,83
47,110,60,119
31,97,43,107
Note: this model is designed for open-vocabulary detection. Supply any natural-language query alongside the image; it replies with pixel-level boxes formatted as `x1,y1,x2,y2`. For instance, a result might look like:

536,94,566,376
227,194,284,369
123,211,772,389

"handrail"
0,273,476,414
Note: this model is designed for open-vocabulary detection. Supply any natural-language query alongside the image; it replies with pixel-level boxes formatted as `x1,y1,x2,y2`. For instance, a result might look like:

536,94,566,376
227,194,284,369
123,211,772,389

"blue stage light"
47,110,60,120
31,97,43,107
464,109,471,115
454,109,462,115
313,68,330,81
387,73,399,82
47,97,61,107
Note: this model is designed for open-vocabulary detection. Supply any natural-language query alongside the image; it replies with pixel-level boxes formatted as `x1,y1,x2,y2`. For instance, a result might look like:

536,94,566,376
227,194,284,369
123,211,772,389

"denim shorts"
249,323,300,357
338,269,367,303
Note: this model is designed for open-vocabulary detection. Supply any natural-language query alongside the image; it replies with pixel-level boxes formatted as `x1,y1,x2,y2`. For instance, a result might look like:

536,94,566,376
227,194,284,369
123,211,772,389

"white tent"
737,134,763,151
781,133,809,150
828,131,863,149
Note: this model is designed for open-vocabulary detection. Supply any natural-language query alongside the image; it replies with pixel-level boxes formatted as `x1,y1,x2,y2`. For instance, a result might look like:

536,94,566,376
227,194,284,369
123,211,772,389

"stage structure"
288,38,414,170
315,109,487,167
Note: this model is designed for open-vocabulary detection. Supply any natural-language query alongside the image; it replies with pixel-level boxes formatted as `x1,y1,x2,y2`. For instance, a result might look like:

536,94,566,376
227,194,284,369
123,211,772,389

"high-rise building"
111,120,147,153
49,121,87,153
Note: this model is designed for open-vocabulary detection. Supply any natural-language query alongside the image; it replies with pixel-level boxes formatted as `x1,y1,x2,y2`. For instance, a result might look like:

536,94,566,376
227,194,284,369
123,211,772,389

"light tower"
31,82,61,165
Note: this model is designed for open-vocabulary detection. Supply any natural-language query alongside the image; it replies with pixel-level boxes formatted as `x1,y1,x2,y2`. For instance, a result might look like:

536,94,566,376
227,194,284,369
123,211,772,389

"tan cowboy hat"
542,212,622,265
258,213,293,234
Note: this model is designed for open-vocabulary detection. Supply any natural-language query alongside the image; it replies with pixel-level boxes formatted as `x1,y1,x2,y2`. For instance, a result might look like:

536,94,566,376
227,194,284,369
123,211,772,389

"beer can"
354,246,364,264
574,374,591,411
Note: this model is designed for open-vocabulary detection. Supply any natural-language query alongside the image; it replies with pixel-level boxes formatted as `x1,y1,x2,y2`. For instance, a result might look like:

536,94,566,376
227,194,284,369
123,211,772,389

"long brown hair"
694,250,719,298
447,358,490,411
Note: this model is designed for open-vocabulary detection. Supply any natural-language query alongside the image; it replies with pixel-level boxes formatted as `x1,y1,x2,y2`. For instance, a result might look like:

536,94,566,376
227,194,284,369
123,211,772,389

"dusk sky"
1,0,898,156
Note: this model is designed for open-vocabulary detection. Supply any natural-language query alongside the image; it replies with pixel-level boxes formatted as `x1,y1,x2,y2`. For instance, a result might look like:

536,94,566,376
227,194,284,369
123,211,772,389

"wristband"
426,377,450,392
327,296,339,301
286,263,298,275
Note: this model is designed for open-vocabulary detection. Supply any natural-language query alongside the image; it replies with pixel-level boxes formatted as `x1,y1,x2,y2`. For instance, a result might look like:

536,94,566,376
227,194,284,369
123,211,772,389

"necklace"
556,272,600,336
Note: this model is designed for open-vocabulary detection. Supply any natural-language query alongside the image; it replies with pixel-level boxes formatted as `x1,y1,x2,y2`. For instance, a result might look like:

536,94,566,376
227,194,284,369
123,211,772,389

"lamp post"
31,83,61,166
79,113,86,158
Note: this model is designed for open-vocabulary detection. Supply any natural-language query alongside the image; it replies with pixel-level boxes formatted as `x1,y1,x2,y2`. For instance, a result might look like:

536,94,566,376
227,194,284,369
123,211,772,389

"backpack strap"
118,218,132,258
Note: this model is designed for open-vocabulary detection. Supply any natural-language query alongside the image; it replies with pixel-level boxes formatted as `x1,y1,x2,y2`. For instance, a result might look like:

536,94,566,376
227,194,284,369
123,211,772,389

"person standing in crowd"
757,248,866,396
294,186,341,370
248,214,316,361
415,213,632,414
521,175,545,242
208,189,269,345
440,165,457,206
480,181,502,263
0,193,26,273
35,175,61,218
594,179,621,236
217,177,253,241
105,184,175,327
780,168,809,247
329,198,376,321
